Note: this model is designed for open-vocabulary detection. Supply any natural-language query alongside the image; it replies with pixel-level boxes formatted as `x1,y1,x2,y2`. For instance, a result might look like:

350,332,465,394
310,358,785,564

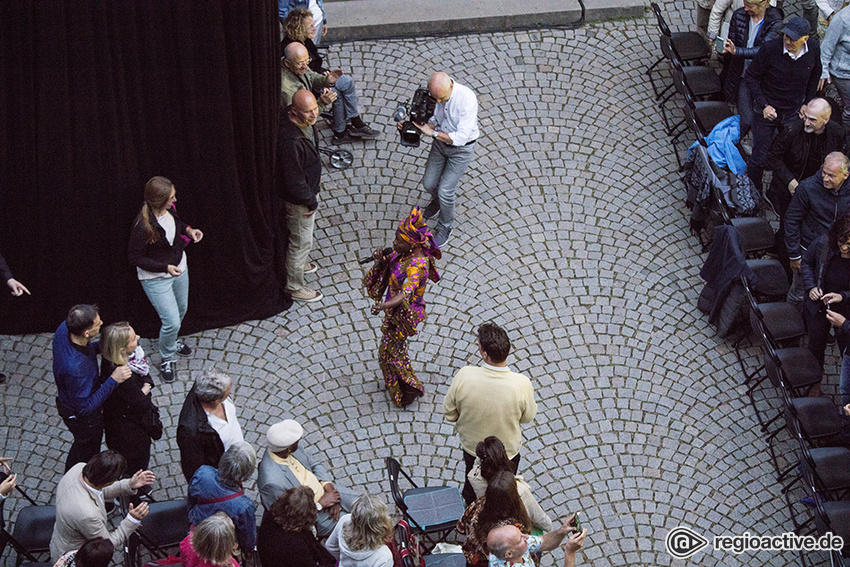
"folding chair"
671,90,731,168
125,500,190,567
386,457,465,554
393,521,465,567
0,472,55,567
661,53,722,135
647,2,711,98
811,484,850,564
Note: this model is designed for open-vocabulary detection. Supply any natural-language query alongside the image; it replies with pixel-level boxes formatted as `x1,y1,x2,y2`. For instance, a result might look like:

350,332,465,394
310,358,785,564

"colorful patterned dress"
364,251,439,407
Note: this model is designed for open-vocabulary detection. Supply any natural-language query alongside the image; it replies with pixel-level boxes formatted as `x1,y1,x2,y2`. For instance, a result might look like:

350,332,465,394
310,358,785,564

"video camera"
394,87,437,148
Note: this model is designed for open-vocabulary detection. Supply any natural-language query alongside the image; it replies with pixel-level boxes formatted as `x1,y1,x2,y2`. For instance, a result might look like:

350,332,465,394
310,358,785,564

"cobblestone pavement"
0,5,833,567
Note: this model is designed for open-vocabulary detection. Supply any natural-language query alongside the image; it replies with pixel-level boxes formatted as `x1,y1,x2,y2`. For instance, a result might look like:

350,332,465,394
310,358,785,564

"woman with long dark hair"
98,322,163,475
365,208,441,407
457,470,532,567
128,176,203,383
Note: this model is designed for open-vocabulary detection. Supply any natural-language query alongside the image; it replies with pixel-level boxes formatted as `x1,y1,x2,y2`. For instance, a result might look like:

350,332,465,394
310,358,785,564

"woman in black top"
258,486,335,567
99,322,163,474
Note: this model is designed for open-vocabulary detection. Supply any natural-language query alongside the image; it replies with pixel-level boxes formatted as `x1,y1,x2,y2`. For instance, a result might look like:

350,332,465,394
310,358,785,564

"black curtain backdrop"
0,0,292,336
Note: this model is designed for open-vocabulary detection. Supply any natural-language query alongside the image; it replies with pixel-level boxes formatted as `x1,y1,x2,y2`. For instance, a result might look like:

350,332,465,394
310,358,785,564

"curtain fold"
0,0,291,335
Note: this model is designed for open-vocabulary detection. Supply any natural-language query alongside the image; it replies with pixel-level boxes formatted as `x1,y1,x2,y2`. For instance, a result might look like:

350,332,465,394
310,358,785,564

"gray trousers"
284,201,316,292
832,77,850,127
315,484,360,537
423,139,475,233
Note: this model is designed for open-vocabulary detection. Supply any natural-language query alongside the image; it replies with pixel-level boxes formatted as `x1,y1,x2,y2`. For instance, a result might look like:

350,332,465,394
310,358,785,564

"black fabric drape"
0,0,291,335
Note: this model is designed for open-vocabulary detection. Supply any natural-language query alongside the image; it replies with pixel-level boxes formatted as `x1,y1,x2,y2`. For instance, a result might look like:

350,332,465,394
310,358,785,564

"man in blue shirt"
487,516,586,567
53,304,131,471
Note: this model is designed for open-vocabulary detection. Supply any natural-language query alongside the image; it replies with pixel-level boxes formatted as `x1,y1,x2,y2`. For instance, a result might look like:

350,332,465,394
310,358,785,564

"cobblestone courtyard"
0,8,829,567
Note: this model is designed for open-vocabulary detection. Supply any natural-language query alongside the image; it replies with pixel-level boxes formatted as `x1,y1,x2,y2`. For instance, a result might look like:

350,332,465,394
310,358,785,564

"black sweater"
744,36,821,113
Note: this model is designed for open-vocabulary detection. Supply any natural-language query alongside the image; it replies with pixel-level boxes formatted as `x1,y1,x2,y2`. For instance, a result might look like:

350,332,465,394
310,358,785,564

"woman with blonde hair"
128,175,203,383
180,512,239,567
98,322,163,475
325,493,393,567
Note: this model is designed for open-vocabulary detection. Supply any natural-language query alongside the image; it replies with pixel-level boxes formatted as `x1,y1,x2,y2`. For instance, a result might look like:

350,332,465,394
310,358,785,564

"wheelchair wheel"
330,150,354,170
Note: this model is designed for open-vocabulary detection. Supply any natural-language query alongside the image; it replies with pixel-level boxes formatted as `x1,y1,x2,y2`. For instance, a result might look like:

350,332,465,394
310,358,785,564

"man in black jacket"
277,89,323,303
768,98,848,219
744,17,822,192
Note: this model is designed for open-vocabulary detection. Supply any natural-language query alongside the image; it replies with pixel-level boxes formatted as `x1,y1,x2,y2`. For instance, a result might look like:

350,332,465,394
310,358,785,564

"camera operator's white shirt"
432,81,479,146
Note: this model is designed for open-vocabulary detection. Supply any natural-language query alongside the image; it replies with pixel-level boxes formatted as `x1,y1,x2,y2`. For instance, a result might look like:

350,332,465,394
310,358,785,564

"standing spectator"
364,207,441,407
258,486,336,567
717,0,783,138
188,442,257,556
820,4,850,125
697,0,717,39
128,175,204,383
177,369,244,483
281,10,379,144
279,0,327,46
49,450,154,561
53,304,132,471
99,322,163,474
401,72,480,248
52,538,114,567
785,152,850,302
707,0,778,43
325,493,393,567
180,513,240,567
0,249,29,384
276,89,324,302
744,17,822,192
443,322,537,504
466,436,553,533
457,471,533,567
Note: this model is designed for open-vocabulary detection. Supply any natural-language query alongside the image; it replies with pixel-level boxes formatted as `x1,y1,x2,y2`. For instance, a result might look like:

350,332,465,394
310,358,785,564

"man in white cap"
257,419,359,536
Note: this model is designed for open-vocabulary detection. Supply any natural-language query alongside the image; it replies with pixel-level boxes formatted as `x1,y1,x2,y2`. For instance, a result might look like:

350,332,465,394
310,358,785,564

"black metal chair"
386,457,465,554
811,483,850,564
124,500,190,567
0,472,55,566
661,53,722,135
647,2,711,98
671,89,732,168
393,521,465,567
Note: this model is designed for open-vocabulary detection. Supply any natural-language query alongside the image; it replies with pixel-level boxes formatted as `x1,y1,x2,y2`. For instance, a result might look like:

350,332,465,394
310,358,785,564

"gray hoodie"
325,514,394,567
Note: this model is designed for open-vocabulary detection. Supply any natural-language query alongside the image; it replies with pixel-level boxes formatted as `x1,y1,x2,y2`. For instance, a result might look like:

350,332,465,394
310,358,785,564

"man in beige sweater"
443,322,537,504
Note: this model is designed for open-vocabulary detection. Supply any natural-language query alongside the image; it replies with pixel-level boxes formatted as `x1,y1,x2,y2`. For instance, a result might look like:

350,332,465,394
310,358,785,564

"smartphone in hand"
715,36,726,53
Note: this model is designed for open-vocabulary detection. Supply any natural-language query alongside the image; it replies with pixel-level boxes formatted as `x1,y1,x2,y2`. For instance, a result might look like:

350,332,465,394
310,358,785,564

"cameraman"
398,72,479,248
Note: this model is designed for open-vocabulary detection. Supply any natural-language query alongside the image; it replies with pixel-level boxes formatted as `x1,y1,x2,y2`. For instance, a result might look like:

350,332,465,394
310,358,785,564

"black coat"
176,385,225,483
127,207,190,274
99,360,163,473
257,511,336,567
722,6,783,102
768,117,848,190
276,109,322,211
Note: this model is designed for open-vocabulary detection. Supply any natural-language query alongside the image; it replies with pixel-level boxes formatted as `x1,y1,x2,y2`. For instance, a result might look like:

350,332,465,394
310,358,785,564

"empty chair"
660,49,722,134
647,2,711,98
124,500,190,567
386,457,465,554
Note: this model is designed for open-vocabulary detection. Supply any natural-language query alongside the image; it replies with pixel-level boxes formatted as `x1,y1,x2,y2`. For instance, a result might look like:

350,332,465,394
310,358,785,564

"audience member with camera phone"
487,513,587,567
395,72,479,248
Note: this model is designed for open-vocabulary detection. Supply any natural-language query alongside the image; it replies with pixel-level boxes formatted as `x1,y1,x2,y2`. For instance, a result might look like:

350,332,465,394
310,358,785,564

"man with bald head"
487,516,586,567
281,42,378,145
786,151,850,303
767,97,848,220
406,71,479,248
276,89,324,302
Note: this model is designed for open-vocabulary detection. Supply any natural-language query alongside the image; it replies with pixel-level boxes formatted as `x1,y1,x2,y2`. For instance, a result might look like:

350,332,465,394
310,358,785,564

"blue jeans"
141,269,189,361
423,139,476,234
331,75,359,133
737,80,755,138
832,77,850,127
747,110,796,192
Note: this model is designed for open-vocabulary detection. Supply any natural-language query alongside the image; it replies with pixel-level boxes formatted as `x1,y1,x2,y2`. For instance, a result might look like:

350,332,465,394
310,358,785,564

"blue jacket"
187,465,257,551
785,168,850,260
278,0,326,24
52,321,116,416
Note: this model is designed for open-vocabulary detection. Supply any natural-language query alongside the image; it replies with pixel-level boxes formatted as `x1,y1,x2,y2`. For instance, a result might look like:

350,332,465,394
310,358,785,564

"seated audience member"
744,17,822,193
279,0,328,46
188,442,257,555
467,437,552,533
53,304,132,471
717,0,783,138
181,513,240,567
325,493,393,567
803,214,850,390
258,486,336,567
280,41,379,145
99,322,163,475
177,368,244,483
53,538,114,567
785,151,850,303
257,419,359,537
767,98,848,220
487,517,587,567
457,471,533,567
50,450,155,561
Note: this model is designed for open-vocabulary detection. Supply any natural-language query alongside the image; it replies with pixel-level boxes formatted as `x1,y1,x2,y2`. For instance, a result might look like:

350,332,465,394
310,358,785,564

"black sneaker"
160,360,176,383
176,342,192,357
348,123,380,139
423,200,440,219
331,130,358,145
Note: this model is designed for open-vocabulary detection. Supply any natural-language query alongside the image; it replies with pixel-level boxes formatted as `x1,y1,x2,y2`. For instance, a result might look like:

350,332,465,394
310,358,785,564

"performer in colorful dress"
365,208,441,407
